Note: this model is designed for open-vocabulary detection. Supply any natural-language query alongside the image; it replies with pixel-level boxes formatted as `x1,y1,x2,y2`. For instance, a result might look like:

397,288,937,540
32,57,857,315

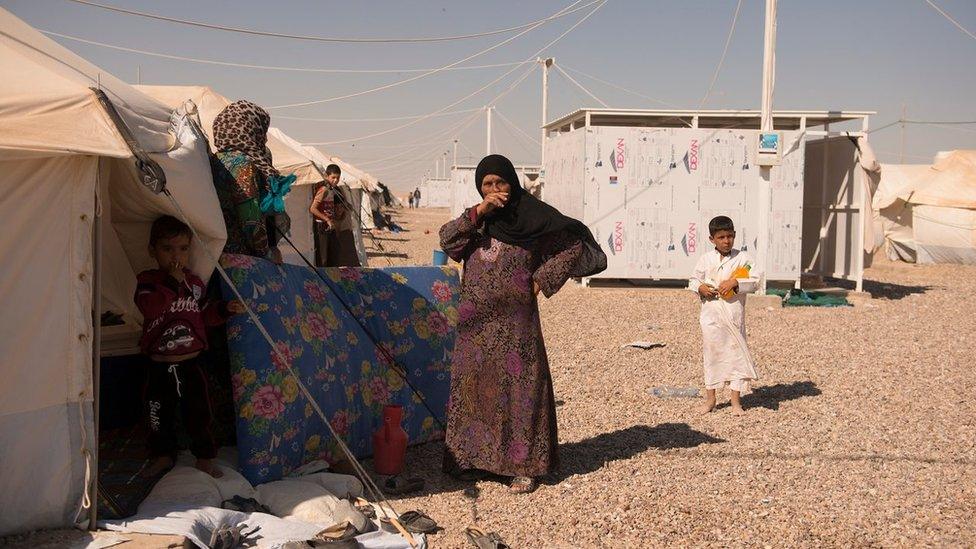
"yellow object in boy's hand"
720,264,752,299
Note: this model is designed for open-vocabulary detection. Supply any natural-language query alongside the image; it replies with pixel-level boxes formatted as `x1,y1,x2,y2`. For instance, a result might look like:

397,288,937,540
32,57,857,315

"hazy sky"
5,0,976,192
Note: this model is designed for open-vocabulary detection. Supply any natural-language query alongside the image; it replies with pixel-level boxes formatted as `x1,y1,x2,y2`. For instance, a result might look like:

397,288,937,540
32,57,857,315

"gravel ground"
369,206,976,548
7,207,972,548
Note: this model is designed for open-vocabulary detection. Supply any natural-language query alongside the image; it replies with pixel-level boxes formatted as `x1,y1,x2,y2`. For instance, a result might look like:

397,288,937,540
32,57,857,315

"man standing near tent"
413,187,422,208
310,164,360,267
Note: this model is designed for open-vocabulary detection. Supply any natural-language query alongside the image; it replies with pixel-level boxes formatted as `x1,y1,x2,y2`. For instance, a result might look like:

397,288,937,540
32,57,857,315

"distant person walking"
413,187,422,208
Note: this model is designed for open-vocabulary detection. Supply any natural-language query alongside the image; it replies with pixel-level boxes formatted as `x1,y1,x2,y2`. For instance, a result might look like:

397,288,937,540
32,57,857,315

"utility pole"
900,104,907,163
757,0,777,294
136,65,141,85
540,57,554,166
486,106,493,156
453,139,458,173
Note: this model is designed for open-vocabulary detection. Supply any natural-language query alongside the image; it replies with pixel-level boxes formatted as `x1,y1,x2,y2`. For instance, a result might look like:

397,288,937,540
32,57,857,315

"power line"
698,0,743,110
354,111,484,169
924,0,976,42
63,0,602,44
552,62,609,107
494,108,542,146
271,0,593,108
304,2,606,146
276,107,481,123
42,31,533,74
904,119,976,125
494,109,539,157
558,63,681,108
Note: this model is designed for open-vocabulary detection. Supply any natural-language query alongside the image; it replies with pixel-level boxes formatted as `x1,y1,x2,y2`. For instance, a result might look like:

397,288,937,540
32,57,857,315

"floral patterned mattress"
219,254,457,485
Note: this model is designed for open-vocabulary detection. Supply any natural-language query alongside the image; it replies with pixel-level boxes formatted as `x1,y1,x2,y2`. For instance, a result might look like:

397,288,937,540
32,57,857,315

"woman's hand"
475,191,509,218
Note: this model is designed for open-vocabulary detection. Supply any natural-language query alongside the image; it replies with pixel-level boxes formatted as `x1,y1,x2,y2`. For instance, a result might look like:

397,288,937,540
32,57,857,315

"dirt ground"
367,206,976,548
6,206,973,548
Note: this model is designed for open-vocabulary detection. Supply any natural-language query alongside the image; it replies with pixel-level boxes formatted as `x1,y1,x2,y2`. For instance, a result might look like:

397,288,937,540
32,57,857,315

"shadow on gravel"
738,381,822,411
546,423,725,483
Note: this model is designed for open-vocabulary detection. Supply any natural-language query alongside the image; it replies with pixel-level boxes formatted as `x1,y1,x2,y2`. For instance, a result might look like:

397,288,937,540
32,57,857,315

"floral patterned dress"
440,208,583,477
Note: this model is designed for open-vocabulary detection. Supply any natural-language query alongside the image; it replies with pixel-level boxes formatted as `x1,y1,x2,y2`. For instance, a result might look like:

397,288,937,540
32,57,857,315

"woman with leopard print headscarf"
210,100,291,261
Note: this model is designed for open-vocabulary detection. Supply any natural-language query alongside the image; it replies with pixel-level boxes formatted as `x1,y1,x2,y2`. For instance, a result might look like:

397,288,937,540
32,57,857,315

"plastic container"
720,263,752,298
432,249,448,266
372,404,408,475
649,386,700,398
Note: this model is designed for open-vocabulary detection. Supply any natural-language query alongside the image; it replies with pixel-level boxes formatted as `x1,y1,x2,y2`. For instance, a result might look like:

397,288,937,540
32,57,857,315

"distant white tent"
136,86,368,267
0,8,226,534
875,151,976,264
418,177,452,208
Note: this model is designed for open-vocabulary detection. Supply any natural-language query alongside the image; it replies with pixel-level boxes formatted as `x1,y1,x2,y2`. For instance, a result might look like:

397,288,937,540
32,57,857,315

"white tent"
0,8,226,535
418,177,452,208
875,151,976,264
135,86,367,267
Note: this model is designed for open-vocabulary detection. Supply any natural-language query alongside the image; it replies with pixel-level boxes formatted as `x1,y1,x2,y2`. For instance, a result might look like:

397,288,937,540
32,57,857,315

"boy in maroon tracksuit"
135,215,245,478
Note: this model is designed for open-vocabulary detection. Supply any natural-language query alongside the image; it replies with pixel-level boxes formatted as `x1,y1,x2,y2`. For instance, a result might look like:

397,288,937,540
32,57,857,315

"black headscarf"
475,154,607,277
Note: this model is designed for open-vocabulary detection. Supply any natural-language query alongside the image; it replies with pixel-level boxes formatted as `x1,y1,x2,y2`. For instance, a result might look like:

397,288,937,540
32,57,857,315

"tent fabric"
0,155,96,535
0,7,228,535
136,86,324,188
219,255,455,485
913,204,976,264
875,151,976,264
0,10,172,160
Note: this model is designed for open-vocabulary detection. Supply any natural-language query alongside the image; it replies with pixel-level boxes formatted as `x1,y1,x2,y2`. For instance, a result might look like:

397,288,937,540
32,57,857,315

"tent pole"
89,157,103,530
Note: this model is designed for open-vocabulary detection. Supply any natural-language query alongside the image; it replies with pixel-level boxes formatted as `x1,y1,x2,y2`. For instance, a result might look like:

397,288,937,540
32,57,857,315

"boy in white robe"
689,216,760,415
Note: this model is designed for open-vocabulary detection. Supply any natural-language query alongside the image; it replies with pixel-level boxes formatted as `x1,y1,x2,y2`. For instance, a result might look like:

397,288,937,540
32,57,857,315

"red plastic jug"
372,404,408,475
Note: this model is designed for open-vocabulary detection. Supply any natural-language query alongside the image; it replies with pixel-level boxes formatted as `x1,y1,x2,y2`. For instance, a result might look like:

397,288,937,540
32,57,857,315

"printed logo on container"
606,221,624,255
609,175,618,185
609,138,625,172
682,139,699,173
680,222,697,256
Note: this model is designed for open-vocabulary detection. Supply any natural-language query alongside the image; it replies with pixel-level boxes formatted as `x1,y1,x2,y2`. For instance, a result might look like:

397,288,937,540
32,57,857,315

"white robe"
688,249,760,394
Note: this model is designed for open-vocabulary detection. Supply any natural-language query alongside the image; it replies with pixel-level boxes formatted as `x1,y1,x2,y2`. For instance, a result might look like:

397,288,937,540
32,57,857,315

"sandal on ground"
398,510,440,534
221,495,271,514
353,497,376,519
509,476,537,494
383,475,425,495
466,527,510,549
311,521,358,547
